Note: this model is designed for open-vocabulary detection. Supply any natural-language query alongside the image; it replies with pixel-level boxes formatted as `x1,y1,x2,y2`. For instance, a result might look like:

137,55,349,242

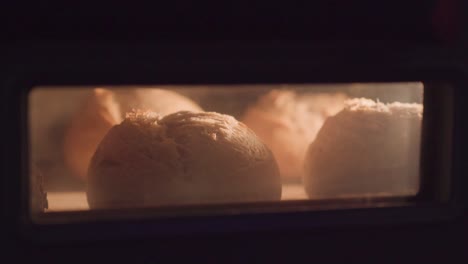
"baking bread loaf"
113,88,202,117
242,90,346,180
63,88,202,180
87,111,281,209
304,98,423,199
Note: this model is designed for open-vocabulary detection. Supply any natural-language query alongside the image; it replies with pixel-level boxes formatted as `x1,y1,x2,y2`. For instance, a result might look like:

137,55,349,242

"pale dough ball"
87,111,281,209
63,88,202,180
242,90,346,180
304,98,423,199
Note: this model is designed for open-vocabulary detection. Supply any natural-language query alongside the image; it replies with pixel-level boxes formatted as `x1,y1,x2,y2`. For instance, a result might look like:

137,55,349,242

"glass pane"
28,83,423,218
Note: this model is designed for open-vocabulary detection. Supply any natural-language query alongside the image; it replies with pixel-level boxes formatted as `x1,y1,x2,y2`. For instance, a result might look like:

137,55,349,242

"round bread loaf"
63,88,202,180
304,98,423,199
242,90,346,180
87,111,281,209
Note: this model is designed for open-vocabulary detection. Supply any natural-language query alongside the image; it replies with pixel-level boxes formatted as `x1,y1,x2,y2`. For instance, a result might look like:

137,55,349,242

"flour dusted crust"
242,90,346,180
304,98,423,199
87,111,281,209
63,88,202,180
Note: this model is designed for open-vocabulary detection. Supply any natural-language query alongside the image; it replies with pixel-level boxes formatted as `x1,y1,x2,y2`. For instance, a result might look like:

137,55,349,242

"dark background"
2,0,468,262
0,0,462,44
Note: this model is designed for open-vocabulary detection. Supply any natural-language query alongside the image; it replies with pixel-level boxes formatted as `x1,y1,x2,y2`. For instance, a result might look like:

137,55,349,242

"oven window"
28,83,424,221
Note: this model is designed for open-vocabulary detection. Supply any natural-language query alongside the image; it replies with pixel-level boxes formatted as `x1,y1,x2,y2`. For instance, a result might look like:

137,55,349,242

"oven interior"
26,81,454,224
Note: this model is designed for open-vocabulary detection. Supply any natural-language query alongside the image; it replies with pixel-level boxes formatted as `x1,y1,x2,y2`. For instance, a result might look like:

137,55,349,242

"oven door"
2,43,468,262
